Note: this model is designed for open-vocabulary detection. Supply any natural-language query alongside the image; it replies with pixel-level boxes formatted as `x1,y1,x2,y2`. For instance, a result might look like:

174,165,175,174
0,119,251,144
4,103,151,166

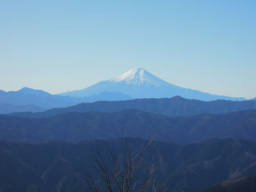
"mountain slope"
0,87,80,109
204,176,256,192
61,68,243,101
2,110,256,144
0,138,256,192
11,96,256,118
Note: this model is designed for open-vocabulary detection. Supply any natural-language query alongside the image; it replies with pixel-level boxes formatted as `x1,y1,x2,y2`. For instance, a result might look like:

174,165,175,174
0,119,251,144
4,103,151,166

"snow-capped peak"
113,68,145,82
111,68,168,86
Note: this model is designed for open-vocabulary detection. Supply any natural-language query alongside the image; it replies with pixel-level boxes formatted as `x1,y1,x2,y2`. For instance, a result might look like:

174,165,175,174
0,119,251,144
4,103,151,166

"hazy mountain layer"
11,96,256,118
0,88,131,113
0,87,79,109
0,103,44,114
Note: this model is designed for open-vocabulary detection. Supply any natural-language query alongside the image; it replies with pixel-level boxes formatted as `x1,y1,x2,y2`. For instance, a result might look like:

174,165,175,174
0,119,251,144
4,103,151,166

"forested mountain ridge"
1,110,256,144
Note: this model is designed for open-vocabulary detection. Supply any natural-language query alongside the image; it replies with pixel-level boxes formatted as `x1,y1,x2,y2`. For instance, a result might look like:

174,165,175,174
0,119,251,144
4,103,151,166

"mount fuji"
61,68,242,101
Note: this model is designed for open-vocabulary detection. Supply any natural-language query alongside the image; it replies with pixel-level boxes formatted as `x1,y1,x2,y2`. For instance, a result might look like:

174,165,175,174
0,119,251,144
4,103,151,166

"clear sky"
1,0,255,98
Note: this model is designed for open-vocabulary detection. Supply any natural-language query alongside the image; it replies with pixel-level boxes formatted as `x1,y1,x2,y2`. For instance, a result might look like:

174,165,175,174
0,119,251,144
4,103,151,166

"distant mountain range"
2,109,256,144
61,68,244,101
11,96,256,118
0,68,245,114
0,88,131,114
1,69,255,192
0,138,256,192
0,87,79,110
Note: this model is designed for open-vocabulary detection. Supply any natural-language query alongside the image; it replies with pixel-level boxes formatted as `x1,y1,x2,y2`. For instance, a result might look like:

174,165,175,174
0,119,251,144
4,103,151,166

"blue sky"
1,0,255,98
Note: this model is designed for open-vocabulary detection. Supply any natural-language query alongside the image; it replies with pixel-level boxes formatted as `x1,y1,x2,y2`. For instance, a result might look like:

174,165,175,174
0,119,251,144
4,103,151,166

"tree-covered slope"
1,110,256,144
0,138,256,192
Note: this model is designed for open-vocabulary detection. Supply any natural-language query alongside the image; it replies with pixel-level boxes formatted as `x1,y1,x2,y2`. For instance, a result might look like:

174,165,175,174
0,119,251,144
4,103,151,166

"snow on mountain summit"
112,68,144,82
111,68,168,86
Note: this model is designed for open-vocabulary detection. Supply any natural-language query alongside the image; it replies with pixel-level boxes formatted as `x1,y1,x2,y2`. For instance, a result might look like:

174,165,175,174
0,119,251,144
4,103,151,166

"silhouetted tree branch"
86,138,165,192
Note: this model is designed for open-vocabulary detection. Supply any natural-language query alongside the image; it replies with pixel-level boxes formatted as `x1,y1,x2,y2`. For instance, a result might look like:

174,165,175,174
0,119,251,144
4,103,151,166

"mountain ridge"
0,87,79,109
2,109,256,144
